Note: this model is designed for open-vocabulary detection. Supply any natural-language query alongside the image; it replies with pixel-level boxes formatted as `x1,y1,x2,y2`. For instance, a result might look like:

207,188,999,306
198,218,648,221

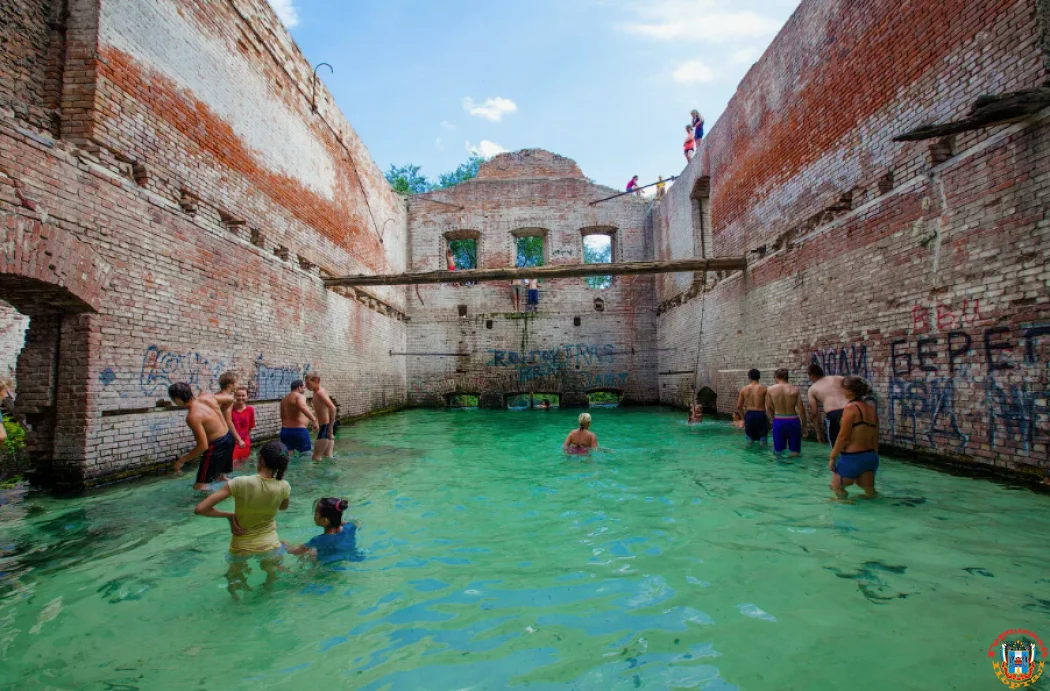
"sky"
271,0,801,190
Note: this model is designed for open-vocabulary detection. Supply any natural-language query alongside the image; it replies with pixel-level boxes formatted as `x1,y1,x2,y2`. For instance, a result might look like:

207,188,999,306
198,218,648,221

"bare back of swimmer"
564,412,597,454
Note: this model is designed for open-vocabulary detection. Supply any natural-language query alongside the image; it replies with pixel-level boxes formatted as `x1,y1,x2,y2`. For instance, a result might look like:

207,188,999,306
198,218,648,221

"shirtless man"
306,373,337,461
766,369,808,457
280,379,317,455
216,371,245,451
688,403,703,424
807,363,849,447
736,369,768,444
169,382,235,491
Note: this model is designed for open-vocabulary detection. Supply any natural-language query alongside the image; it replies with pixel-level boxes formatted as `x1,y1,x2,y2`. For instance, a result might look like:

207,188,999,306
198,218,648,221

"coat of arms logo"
990,630,1046,688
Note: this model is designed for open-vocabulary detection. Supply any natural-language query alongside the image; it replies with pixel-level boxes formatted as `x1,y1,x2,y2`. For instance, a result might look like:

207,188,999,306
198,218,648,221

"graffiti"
99,368,116,387
985,378,1050,453
252,356,311,400
583,371,629,389
812,344,869,378
140,346,228,396
887,376,970,451
488,343,616,368
911,299,983,332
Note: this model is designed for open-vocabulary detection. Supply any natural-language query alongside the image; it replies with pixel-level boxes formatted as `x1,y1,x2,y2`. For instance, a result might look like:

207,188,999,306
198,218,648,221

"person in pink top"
231,386,256,465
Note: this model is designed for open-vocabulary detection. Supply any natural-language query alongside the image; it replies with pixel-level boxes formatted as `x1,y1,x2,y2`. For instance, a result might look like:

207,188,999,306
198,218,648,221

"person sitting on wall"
626,175,641,195
526,278,540,312
169,382,236,491
279,380,318,456
656,176,667,199
766,368,808,457
807,363,848,447
691,110,705,141
736,369,769,445
564,413,598,454
828,376,879,499
684,125,696,162
688,403,703,424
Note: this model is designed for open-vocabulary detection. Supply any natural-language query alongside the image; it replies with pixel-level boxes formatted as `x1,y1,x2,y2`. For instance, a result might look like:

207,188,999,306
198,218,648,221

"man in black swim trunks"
807,363,848,447
169,382,235,491
736,369,769,445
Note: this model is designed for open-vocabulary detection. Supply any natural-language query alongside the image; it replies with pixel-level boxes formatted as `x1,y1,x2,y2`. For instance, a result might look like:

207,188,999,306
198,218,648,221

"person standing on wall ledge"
527,278,540,312
766,369,807,457
684,125,696,162
169,382,235,491
829,376,879,499
807,363,848,447
656,175,667,199
280,379,317,456
306,373,337,461
626,175,641,195
691,110,705,141
736,369,769,445
511,279,525,313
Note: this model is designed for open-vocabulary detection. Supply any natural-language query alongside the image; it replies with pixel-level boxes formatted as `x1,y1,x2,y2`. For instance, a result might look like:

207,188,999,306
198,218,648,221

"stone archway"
1,214,110,489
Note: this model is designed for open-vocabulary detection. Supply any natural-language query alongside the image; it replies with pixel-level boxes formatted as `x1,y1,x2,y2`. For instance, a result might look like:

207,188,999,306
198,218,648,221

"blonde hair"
578,412,592,429
0,377,12,393
306,373,321,383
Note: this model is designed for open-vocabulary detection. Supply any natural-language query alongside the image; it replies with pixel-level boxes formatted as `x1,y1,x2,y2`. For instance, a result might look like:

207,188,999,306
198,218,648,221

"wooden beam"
894,87,1050,142
324,257,747,287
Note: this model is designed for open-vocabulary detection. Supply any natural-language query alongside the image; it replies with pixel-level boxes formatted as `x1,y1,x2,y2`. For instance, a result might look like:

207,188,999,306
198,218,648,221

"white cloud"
466,140,508,158
731,47,760,64
441,120,456,130
267,0,300,28
435,137,444,151
673,60,716,84
619,0,783,43
463,97,518,122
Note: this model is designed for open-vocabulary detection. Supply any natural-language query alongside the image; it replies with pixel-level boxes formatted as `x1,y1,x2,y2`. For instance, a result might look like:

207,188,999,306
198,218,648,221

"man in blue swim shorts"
736,369,769,444
766,369,808,456
279,379,317,454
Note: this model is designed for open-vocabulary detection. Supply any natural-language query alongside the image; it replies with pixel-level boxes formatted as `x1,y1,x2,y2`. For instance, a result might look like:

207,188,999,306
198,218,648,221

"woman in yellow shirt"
195,440,291,598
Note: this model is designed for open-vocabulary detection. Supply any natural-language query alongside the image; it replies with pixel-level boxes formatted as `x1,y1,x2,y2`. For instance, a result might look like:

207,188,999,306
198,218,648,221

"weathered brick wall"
0,0,408,486
405,150,658,407
0,301,28,381
0,0,64,134
654,0,1050,476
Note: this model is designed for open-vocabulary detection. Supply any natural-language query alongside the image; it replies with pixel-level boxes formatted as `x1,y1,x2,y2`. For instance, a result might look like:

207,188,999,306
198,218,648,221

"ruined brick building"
1,0,1048,488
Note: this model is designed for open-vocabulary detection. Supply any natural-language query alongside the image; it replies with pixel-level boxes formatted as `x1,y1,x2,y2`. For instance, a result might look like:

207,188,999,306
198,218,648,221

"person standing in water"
169,382,235,490
766,369,807,457
216,372,245,453
807,364,848,447
564,412,598,454
230,386,256,466
736,369,768,445
306,373,337,461
829,376,879,499
283,497,360,565
688,403,703,423
279,380,317,455
194,440,291,598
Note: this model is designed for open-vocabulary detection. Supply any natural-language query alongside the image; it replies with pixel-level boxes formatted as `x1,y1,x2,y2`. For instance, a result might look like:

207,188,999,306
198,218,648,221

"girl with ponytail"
283,496,361,565
195,440,292,598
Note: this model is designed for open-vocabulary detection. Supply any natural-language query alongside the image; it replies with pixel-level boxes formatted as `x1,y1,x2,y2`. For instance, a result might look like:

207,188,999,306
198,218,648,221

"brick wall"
654,0,1050,477
0,0,408,487
405,150,658,408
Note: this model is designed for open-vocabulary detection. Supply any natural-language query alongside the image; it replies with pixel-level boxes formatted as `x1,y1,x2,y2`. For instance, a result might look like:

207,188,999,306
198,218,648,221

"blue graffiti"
888,376,969,451
253,355,311,400
489,343,616,368
140,346,227,396
99,368,116,387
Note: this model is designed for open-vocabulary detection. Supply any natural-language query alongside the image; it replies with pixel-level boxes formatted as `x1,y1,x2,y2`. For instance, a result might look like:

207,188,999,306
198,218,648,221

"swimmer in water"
194,440,291,598
829,376,879,499
169,382,235,490
766,368,808,457
688,403,703,424
283,497,361,565
564,412,598,454
538,399,552,410
731,412,745,429
736,369,769,445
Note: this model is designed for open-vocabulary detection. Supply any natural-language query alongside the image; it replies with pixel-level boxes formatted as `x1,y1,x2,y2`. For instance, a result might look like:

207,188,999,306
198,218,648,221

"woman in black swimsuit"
829,376,879,499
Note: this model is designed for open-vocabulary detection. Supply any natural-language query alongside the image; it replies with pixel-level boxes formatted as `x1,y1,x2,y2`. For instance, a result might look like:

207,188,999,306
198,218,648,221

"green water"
1,408,1048,690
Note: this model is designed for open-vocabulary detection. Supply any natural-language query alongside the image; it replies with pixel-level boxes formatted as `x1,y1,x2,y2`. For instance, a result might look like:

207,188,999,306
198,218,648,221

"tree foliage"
385,155,486,196
449,238,477,270
583,235,613,290
516,236,545,268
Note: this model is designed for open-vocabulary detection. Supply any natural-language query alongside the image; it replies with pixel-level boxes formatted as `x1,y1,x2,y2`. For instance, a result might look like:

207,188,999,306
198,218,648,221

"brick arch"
0,215,109,314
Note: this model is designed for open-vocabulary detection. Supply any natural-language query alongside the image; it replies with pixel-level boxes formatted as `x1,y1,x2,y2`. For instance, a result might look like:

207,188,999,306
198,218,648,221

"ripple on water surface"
1,408,1049,690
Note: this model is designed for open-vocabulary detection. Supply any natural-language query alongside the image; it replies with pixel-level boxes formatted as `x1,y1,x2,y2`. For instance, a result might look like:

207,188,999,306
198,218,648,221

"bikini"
834,402,880,479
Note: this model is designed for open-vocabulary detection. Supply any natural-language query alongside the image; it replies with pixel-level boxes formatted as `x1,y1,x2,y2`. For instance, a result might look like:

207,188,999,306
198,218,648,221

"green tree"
516,236,545,268
385,163,432,195
436,155,484,189
583,235,612,289
449,238,477,270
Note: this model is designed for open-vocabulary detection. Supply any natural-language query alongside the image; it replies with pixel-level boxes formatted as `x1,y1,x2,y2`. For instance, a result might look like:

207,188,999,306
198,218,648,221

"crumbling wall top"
475,149,587,181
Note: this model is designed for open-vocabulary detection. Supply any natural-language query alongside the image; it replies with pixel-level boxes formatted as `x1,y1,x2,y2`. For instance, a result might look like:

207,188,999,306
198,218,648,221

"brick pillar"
51,313,94,489
59,0,102,146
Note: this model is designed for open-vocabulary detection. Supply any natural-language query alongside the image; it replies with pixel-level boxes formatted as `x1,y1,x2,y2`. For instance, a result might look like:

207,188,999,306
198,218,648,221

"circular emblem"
989,629,1046,688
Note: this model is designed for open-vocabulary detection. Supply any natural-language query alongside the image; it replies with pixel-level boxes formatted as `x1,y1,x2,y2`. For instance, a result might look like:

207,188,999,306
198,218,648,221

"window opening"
516,236,544,268
447,394,479,409
583,234,613,289
588,391,621,408
448,238,477,270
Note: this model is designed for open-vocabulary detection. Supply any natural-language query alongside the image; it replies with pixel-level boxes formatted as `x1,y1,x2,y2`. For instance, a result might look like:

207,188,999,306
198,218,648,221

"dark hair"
290,379,304,391
316,497,349,527
259,440,290,480
748,369,761,381
775,368,789,382
843,375,872,399
168,382,194,403
808,363,825,378
218,371,238,390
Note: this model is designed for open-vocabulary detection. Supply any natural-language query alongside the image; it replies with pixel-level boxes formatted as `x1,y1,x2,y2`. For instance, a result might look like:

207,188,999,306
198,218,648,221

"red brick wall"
654,0,1050,476
0,0,65,134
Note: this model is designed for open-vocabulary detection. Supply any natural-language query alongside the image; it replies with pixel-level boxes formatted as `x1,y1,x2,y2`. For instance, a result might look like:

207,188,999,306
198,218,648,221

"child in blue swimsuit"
283,497,361,565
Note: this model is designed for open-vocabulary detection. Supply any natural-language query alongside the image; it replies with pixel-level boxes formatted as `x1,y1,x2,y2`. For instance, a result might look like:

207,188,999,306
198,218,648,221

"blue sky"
271,0,800,190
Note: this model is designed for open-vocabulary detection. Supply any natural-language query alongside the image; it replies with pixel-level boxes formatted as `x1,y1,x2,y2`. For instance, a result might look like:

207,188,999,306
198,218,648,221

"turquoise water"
1,408,1048,690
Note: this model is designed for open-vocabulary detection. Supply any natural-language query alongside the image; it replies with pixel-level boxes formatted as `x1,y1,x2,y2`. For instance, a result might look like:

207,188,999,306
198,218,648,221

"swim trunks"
834,450,879,479
825,409,843,447
280,427,312,453
772,415,802,454
197,431,235,485
316,423,331,441
527,289,539,305
743,410,768,443
513,285,524,298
